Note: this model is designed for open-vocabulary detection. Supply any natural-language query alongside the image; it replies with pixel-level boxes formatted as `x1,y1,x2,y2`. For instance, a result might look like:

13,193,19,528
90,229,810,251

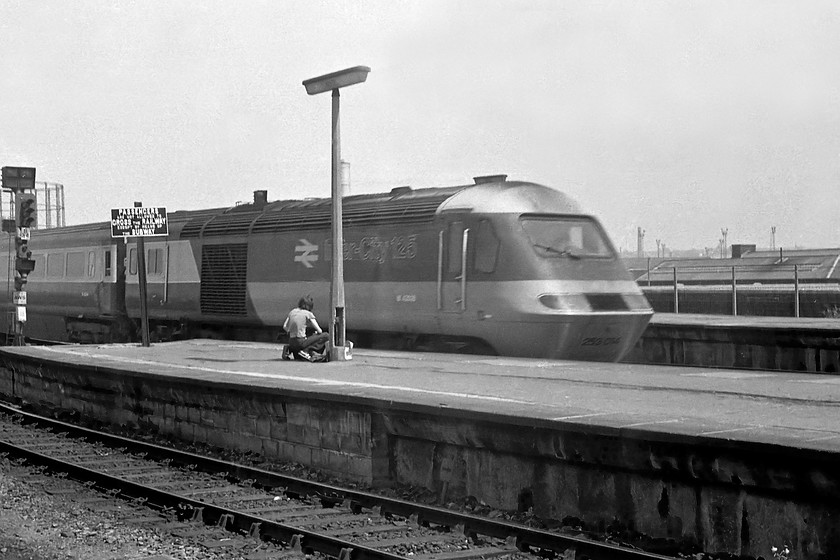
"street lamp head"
303,66,371,95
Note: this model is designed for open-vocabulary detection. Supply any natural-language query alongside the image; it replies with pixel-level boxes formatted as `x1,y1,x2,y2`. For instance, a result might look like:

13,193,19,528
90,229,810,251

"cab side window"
474,219,499,273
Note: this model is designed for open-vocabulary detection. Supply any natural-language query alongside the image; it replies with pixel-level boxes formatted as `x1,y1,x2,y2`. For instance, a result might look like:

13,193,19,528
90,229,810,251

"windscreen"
520,215,615,259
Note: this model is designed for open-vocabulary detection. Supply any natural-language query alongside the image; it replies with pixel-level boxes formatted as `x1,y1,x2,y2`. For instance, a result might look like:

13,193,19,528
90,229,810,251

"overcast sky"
1,0,838,253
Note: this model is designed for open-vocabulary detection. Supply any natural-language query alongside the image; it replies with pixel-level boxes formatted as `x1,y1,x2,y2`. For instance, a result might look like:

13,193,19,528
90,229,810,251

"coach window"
129,248,137,275
105,250,112,277
474,219,499,273
147,248,164,275
66,252,85,278
87,251,96,277
47,253,64,278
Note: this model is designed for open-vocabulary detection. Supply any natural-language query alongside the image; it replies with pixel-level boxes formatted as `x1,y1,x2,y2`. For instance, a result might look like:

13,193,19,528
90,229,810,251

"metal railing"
639,265,840,318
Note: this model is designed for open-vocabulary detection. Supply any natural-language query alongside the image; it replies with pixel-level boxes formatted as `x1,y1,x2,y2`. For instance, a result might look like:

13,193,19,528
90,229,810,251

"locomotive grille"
180,191,458,238
252,199,445,233
585,293,629,311
200,244,248,315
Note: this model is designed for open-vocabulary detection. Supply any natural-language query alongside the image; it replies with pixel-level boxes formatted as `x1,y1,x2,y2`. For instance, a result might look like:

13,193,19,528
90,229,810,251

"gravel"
0,459,275,560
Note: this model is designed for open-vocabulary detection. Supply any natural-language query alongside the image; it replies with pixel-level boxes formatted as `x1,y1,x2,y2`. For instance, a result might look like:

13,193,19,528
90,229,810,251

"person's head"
298,295,314,311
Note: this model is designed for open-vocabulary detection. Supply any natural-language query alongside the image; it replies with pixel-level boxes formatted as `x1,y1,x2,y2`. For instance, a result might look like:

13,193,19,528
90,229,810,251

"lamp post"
303,66,370,362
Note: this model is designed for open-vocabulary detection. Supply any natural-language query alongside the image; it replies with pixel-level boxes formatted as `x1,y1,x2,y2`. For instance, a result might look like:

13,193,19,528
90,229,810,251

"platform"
630,312,840,372
1,340,838,558
4,340,840,450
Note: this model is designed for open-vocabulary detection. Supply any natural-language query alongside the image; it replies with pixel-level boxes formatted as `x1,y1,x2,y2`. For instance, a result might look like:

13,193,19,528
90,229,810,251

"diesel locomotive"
0,175,652,361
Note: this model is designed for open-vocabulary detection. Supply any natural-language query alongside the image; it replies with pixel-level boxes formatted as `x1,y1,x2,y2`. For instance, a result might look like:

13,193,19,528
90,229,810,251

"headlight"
538,294,591,312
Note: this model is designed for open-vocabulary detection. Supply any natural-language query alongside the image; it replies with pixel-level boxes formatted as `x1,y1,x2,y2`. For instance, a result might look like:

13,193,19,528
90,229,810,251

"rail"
0,401,678,560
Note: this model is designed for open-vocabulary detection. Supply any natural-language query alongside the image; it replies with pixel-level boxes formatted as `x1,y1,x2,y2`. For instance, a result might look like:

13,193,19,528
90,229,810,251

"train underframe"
54,315,499,356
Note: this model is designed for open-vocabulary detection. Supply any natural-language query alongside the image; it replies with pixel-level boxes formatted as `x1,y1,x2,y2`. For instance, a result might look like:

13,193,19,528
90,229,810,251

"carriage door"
145,244,169,304
438,220,470,313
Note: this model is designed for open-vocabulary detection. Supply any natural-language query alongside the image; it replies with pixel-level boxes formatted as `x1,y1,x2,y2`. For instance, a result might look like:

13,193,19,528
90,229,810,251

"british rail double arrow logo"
294,239,319,268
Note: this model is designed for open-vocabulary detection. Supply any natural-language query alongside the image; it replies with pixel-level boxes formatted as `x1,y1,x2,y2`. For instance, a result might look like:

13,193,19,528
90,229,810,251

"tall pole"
134,202,150,347
731,266,737,316
330,89,346,361
673,267,679,314
721,228,728,258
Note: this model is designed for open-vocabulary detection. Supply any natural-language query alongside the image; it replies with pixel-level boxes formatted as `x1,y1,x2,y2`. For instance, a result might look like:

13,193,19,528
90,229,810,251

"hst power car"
0,175,652,361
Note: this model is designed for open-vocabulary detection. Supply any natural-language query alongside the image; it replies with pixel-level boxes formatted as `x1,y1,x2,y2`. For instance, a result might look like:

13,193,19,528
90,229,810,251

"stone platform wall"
1,354,837,559
629,322,840,373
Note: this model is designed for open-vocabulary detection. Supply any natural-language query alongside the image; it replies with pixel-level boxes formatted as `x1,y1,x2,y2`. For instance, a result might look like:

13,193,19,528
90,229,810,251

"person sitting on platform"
282,296,330,361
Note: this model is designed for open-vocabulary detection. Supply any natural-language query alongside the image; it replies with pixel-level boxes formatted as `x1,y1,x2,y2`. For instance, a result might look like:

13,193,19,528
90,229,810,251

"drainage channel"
0,402,674,560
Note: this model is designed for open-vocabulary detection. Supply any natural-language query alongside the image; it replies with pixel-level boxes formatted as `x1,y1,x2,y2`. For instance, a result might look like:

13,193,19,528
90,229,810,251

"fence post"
673,267,679,314
647,257,651,287
794,264,800,318
731,266,737,316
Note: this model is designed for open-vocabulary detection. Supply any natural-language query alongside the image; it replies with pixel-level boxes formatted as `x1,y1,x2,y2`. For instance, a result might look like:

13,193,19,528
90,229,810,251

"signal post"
1,167,37,346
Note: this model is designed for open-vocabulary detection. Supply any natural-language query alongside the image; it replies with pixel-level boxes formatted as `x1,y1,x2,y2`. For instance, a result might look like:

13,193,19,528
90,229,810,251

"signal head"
15,192,37,229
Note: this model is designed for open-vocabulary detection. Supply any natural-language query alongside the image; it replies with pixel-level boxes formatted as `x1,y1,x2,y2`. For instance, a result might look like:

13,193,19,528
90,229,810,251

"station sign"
111,207,168,238
13,291,26,306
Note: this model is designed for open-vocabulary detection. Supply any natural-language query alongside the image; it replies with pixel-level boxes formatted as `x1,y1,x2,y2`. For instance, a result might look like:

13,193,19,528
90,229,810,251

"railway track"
0,401,675,560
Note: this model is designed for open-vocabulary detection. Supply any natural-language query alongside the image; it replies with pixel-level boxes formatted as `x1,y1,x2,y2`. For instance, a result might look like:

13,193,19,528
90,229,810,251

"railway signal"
2,166,37,345
13,258,34,292
15,192,38,229
16,241,33,263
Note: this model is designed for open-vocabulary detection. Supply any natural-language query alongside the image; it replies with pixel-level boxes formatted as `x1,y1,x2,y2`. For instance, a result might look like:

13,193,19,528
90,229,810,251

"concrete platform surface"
650,312,840,330
6,339,840,453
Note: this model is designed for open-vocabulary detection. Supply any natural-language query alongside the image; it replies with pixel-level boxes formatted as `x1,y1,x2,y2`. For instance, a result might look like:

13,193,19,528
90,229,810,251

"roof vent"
473,174,508,185
390,186,413,197
253,190,268,206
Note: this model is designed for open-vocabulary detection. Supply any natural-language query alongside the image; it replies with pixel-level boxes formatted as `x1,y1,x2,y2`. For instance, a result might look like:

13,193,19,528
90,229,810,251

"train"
0,175,653,361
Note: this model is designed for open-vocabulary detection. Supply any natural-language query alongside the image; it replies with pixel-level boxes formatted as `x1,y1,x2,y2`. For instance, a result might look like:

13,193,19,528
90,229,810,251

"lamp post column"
330,88,346,361
302,65,369,362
